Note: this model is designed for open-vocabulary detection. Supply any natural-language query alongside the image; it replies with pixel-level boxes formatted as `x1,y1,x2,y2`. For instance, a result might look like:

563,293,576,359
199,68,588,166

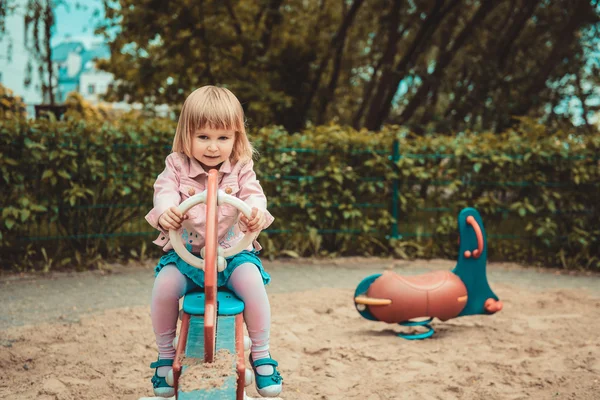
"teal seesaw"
141,169,269,400
354,208,503,339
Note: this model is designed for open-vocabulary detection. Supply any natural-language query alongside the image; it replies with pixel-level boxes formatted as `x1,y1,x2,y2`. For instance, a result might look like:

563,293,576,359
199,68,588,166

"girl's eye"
219,136,230,141
198,135,208,140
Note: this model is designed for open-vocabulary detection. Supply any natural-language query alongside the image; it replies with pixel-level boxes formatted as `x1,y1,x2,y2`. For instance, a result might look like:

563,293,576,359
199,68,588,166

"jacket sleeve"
237,160,275,229
145,154,182,234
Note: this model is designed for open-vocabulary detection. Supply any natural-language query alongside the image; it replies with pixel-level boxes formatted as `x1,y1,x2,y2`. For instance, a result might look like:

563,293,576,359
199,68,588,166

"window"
88,84,95,95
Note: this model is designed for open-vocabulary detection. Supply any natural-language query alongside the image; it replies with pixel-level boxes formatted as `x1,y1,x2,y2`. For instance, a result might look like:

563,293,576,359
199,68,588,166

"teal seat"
182,289,245,316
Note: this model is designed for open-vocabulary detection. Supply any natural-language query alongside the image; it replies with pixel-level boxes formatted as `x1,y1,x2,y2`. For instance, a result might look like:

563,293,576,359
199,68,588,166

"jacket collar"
188,156,232,178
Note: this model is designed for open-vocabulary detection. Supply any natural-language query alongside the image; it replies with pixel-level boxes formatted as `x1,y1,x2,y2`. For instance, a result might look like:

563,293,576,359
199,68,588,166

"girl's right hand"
158,206,188,230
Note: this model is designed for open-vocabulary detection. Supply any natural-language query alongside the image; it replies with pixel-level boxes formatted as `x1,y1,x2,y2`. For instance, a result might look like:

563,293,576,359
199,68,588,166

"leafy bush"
0,84,26,119
0,116,172,270
1,116,598,271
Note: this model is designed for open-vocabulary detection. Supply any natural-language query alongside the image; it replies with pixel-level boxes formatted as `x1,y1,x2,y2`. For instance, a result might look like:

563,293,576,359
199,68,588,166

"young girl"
144,86,283,398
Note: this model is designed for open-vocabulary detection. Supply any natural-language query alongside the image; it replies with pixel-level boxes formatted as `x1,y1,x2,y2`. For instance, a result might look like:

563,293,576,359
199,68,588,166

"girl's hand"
240,207,266,232
158,206,188,230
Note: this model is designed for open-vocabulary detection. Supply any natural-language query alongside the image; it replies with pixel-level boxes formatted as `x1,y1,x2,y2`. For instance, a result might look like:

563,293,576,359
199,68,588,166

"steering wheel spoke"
168,188,259,270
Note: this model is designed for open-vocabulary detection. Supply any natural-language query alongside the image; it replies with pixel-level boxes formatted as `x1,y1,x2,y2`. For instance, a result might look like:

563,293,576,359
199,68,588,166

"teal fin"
452,208,499,317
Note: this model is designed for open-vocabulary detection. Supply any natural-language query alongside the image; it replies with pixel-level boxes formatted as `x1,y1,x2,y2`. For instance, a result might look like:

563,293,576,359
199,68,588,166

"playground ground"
1,257,599,399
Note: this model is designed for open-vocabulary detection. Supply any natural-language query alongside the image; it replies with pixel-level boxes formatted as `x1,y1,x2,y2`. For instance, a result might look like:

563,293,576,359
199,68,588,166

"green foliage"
384,118,600,270
0,84,26,119
0,116,172,270
63,92,110,121
252,125,397,259
96,0,599,133
1,117,598,271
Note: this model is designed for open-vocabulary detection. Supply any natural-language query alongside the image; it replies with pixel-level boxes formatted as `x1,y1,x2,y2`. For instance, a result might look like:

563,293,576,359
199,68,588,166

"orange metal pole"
173,312,191,398
204,169,218,363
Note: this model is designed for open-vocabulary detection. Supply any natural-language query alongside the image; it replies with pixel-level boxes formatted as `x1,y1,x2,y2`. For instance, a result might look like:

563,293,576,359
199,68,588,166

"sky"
51,0,106,48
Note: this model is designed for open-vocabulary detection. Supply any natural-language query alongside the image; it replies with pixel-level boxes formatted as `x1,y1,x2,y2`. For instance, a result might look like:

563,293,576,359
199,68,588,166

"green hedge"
1,116,598,271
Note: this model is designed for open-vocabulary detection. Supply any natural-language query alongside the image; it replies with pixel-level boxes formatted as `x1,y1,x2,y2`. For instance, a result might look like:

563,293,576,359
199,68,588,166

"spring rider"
354,208,503,339
163,169,258,399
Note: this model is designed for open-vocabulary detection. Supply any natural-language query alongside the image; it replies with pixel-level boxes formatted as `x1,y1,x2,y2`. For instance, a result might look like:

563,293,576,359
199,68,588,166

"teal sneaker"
150,358,174,397
249,354,283,397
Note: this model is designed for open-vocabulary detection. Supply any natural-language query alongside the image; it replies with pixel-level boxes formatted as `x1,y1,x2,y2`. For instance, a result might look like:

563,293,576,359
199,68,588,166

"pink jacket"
145,153,275,254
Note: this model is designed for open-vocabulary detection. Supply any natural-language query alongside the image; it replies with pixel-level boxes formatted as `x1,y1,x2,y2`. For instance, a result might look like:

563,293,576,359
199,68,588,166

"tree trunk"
352,0,404,129
257,0,284,57
399,0,499,125
316,0,365,124
299,0,365,126
442,0,540,131
443,67,473,126
507,0,591,129
199,1,215,84
575,72,593,133
497,0,540,70
364,0,461,131
44,0,54,105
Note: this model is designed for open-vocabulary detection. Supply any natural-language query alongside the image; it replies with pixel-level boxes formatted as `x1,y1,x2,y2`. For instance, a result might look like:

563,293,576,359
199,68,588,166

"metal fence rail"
8,140,598,245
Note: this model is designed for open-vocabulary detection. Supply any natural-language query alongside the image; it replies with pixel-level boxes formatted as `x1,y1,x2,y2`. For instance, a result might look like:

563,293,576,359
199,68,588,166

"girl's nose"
208,142,218,151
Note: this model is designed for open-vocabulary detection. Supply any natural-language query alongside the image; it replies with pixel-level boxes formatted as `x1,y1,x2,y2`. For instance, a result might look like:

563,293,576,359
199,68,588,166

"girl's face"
191,127,235,169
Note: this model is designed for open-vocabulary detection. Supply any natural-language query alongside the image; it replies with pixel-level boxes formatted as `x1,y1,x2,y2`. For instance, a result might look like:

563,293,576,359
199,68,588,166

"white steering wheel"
168,190,259,271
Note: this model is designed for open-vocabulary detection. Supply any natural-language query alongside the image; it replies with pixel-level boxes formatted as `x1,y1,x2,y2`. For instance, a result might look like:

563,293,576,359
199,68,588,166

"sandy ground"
1,259,599,399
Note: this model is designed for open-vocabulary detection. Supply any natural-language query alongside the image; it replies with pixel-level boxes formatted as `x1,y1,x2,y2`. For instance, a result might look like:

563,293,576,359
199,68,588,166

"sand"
178,349,236,392
1,269,599,399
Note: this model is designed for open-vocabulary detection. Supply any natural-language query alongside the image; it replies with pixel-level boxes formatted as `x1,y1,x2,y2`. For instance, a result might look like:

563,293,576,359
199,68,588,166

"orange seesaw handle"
204,169,219,363
466,215,484,258
354,295,392,306
484,298,503,313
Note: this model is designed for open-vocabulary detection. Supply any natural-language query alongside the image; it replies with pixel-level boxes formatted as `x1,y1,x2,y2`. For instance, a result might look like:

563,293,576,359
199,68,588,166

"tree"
98,0,600,133
0,83,26,118
0,0,59,105
0,0,16,62
24,0,57,105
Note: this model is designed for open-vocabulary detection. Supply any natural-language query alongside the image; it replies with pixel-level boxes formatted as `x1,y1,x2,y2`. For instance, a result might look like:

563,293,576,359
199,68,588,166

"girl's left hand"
240,207,266,232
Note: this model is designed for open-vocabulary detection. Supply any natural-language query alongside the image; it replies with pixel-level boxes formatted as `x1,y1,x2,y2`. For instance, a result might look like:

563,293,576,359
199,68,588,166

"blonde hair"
172,86,255,163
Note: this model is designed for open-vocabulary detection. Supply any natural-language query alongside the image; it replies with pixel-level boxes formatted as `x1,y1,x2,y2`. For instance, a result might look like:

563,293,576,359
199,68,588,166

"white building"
0,1,47,116
53,41,112,104
79,63,114,105
0,0,114,115
0,2,114,114
0,1,170,118
53,41,170,116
